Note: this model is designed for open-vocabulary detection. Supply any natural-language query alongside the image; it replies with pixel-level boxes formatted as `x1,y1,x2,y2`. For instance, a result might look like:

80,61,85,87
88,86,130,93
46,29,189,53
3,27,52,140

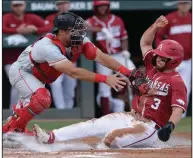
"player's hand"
157,121,175,142
26,25,38,33
121,50,131,58
106,73,126,92
16,24,27,34
154,15,168,29
16,24,37,34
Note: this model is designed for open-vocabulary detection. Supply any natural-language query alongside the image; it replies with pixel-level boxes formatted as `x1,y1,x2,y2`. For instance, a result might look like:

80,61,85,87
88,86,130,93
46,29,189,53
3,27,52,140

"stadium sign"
30,1,120,11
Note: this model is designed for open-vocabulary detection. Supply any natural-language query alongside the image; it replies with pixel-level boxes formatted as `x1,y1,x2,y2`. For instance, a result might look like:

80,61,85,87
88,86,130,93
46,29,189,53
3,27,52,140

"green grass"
27,119,86,131
175,117,191,133
4,117,191,133
26,117,192,133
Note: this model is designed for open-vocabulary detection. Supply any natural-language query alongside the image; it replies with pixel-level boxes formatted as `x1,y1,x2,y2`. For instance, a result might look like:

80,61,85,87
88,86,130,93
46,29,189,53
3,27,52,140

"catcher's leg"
33,112,134,144
3,68,50,133
3,88,51,133
4,64,20,109
103,121,158,148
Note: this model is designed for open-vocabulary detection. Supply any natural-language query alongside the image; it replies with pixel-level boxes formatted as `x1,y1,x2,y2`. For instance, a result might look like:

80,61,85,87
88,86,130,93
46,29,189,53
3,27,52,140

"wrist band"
167,121,175,132
118,65,131,76
95,74,107,83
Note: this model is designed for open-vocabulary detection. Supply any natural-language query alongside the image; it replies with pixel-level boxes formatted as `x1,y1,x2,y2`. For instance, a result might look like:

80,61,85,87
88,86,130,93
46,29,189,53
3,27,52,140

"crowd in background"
3,0,192,117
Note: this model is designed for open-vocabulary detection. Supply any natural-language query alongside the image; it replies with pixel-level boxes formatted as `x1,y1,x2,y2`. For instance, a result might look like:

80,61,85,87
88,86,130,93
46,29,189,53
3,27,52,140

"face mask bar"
70,17,87,46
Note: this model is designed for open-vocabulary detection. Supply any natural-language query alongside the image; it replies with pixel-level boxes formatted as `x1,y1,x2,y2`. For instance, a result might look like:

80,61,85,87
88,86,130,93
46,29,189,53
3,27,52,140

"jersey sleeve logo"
176,99,185,105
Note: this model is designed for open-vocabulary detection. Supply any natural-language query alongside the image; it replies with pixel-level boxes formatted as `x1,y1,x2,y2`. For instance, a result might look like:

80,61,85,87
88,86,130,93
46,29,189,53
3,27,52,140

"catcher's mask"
53,12,87,46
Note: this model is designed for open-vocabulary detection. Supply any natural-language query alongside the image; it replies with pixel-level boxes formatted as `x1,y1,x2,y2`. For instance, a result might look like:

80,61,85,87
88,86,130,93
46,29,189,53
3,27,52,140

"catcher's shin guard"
3,88,51,133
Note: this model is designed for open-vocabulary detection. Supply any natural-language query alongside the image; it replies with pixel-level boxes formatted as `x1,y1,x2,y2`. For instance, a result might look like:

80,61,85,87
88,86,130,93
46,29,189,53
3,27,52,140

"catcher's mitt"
129,69,149,96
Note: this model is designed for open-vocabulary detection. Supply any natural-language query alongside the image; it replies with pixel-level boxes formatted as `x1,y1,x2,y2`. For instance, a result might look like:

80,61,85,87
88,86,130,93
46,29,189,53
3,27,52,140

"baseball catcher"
3,12,145,137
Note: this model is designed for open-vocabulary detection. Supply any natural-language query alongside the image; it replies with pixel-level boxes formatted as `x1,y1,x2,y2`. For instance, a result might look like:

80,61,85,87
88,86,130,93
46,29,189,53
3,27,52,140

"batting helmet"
152,39,184,69
93,0,110,14
93,0,110,7
53,12,87,46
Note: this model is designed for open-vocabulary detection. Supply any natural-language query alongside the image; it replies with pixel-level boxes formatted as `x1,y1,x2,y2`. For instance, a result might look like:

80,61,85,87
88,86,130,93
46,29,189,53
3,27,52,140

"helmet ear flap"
152,55,157,66
166,58,177,69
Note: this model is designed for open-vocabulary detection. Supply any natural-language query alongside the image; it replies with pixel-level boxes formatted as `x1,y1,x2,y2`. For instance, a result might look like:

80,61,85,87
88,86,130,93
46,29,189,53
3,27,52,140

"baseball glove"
128,69,149,96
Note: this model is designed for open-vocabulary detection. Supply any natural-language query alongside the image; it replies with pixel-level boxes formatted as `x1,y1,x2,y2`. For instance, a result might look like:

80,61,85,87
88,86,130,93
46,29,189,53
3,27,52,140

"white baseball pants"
53,112,158,148
4,64,20,109
8,62,45,109
50,72,77,109
176,59,192,117
96,53,136,112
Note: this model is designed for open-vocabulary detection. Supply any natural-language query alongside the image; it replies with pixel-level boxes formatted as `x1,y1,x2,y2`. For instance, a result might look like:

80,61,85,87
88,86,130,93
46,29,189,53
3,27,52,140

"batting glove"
157,121,175,142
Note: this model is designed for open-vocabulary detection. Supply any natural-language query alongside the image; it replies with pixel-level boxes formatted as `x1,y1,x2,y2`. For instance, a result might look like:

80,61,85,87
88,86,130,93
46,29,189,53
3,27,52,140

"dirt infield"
3,147,191,158
3,133,192,158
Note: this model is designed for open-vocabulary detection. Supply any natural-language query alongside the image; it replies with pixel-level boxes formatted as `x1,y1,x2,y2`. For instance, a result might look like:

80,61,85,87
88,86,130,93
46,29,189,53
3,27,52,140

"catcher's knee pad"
29,88,51,115
3,88,51,133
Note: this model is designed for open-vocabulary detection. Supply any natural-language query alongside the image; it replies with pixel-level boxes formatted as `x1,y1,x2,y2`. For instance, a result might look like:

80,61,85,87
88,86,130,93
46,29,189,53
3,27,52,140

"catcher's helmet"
93,0,110,7
53,12,87,46
152,39,184,69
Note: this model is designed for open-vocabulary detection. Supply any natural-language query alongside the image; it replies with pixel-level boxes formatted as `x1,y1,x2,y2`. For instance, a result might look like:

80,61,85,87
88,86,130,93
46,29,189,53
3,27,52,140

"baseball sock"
101,97,110,115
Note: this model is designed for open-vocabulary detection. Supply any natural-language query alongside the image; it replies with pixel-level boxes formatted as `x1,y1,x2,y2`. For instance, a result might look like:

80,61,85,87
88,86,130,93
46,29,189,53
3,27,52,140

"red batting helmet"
93,0,110,7
152,39,184,69
93,0,110,14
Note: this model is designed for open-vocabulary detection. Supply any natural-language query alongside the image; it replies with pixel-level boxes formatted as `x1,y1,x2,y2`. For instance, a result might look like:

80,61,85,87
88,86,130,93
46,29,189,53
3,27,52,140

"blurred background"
2,0,192,120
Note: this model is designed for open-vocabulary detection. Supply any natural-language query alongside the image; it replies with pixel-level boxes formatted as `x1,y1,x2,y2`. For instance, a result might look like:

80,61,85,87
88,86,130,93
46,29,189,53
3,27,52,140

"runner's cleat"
32,124,55,144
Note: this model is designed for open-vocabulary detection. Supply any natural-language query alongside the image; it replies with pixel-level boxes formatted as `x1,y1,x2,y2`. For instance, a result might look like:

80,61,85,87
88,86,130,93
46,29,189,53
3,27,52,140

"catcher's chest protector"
29,34,66,84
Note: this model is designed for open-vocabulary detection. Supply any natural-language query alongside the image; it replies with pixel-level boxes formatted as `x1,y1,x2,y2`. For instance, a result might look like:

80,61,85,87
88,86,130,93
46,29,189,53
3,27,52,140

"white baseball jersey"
16,36,67,71
9,35,90,108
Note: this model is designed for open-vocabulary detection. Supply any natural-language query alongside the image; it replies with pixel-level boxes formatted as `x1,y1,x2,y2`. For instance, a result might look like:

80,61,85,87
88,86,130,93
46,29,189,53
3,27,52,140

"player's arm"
86,19,113,40
95,48,132,77
168,106,184,126
82,40,147,94
30,14,51,34
53,60,126,91
87,25,113,40
140,15,168,57
86,19,101,32
82,38,132,77
87,25,102,32
3,14,17,34
157,106,184,142
158,76,187,142
155,15,170,46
